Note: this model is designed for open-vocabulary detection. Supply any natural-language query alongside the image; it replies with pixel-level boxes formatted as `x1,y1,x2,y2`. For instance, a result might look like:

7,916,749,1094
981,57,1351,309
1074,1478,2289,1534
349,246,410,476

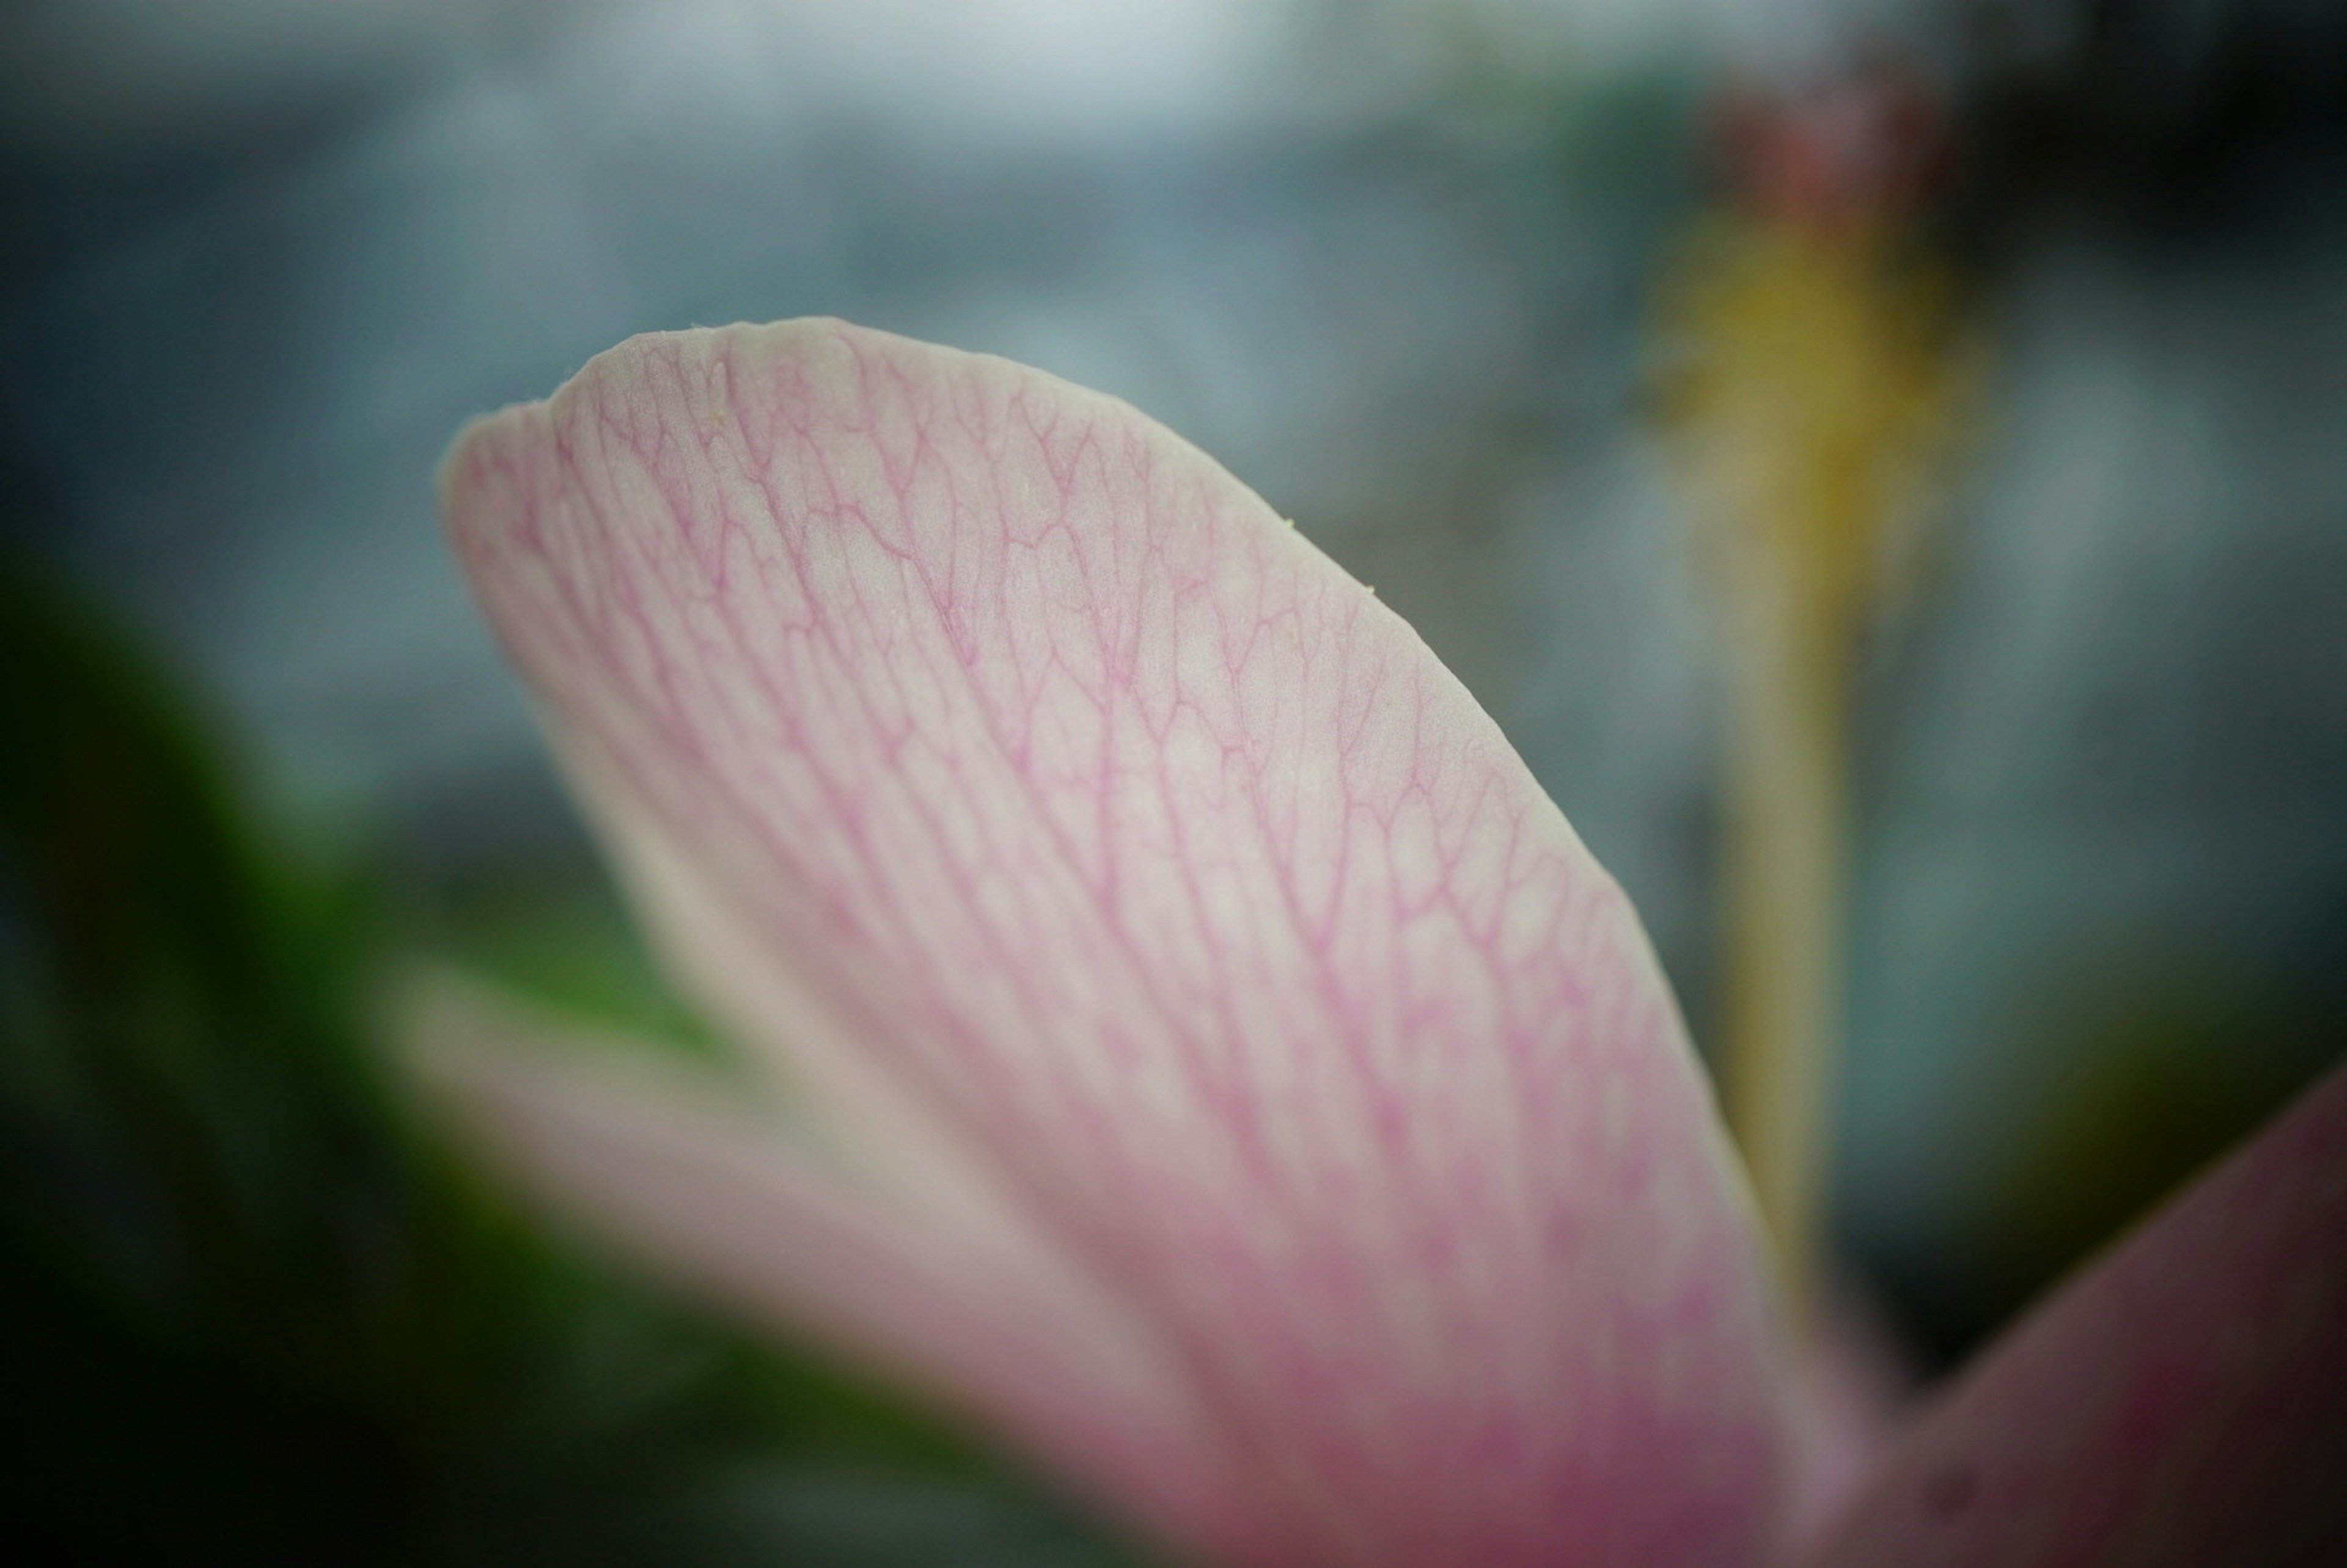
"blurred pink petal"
1781,1284,1916,1555
1809,1059,2347,1568
408,976,1282,1566
439,320,1787,1566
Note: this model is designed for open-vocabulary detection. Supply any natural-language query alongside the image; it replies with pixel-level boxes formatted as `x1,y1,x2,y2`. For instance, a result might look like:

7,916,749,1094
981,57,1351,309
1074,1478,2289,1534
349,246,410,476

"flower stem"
1717,575,1848,1319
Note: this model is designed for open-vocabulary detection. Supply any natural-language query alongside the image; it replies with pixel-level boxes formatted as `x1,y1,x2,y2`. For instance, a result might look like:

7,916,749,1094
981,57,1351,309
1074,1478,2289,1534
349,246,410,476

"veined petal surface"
1811,1059,2347,1568
442,320,1784,1567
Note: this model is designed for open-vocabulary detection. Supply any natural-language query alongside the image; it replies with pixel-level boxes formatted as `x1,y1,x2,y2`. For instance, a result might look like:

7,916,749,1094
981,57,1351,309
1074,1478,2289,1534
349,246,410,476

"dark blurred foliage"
1834,0,2347,1362
0,482,1142,1563
1947,0,2347,250
1878,934,2347,1363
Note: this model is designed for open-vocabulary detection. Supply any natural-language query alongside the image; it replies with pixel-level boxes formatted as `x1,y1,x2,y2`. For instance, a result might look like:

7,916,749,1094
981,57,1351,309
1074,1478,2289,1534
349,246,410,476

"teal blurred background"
3,1,2345,1561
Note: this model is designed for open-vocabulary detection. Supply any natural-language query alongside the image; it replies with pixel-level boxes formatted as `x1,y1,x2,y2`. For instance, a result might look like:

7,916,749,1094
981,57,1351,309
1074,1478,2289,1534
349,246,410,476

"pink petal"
1807,1058,2347,1568
1782,1286,1916,1553
406,975,1285,1567
441,319,1787,1566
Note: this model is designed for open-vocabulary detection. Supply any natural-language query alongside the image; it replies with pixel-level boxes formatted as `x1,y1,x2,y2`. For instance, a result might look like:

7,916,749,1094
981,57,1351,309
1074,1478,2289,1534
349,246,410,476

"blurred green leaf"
0,557,1145,1567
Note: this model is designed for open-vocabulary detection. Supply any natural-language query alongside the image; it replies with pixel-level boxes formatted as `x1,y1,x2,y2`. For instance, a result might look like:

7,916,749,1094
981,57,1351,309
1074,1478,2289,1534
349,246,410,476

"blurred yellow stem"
1657,214,1969,1317
1717,570,1848,1321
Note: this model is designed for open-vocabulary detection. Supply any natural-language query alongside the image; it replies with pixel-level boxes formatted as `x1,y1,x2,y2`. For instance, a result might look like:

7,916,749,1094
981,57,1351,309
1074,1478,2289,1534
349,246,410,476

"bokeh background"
4,1,2344,1562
